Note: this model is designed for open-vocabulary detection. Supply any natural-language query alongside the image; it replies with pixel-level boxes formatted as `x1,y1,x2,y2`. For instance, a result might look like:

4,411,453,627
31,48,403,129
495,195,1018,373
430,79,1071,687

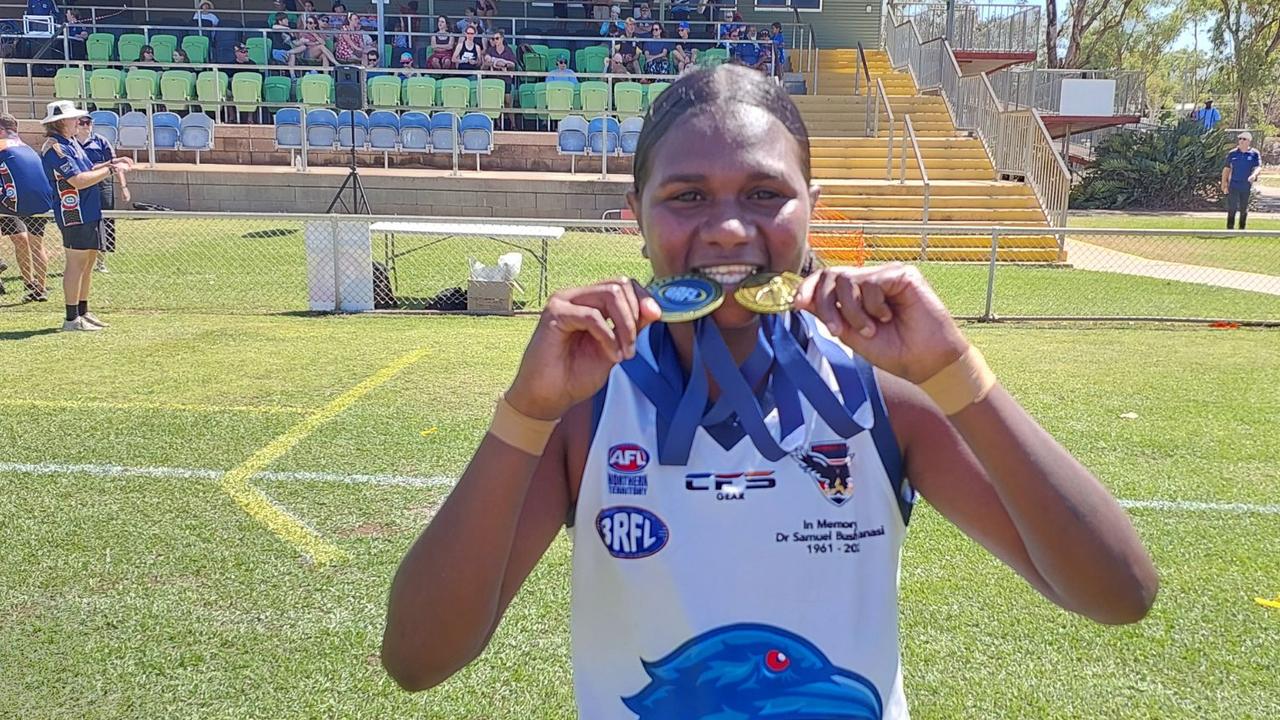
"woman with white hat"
38,100,132,332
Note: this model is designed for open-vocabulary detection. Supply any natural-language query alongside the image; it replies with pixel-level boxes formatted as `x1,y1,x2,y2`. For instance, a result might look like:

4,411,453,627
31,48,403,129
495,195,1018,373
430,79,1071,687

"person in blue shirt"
77,113,128,273
1194,99,1220,130
547,56,579,84
1221,130,1261,230
0,112,53,302
39,100,132,332
770,22,787,75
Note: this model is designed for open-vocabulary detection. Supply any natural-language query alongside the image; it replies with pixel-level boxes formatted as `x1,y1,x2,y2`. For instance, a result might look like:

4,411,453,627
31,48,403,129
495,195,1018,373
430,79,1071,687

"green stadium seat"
125,69,160,106
298,73,334,105
438,78,469,111
532,81,548,127
403,76,436,109
576,45,607,74
160,70,195,110
54,68,86,100
698,48,729,67
263,76,293,107
182,35,210,64
645,80,670,108
196,69,230,112
367,75,401,108
150,34,179,63
245,37,270,67
476,78,505,120
89,69,125,109
117,33,147,63
86,33,114,65
522,52,546,73
517,82,535,126
231,71,264,114
545,81,574,121
613,81,644,119
579,80,610,115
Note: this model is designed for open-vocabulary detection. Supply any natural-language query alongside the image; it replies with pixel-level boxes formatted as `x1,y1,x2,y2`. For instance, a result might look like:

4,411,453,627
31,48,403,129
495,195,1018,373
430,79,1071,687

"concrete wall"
127,166,632,218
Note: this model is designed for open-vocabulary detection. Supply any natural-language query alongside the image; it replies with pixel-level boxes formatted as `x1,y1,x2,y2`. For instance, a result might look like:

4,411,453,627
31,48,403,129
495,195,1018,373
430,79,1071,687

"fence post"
147,100,156,168
0,66,7,115
983,228,999,321
451,110,459,176
331,217,342,312
299,103,309,172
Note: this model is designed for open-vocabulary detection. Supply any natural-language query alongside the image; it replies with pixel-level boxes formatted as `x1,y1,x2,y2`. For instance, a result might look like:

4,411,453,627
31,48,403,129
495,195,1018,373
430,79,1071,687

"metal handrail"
874,77,895,179
903,114,930,255
854,41,871,96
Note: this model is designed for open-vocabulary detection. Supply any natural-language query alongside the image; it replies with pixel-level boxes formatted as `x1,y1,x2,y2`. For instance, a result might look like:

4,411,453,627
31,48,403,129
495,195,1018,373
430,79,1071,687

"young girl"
427,15,455,69
382,66,1157,718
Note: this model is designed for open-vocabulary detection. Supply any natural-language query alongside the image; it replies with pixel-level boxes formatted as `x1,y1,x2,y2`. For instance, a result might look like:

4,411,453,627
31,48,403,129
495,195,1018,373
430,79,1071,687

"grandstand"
0,0,1094,260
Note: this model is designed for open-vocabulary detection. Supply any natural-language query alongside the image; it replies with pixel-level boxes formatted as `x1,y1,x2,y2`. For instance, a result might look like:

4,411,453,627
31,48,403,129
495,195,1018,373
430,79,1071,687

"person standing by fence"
39,101,132,332
0,112,53,302
77,113,128,274
1221,131,1261,230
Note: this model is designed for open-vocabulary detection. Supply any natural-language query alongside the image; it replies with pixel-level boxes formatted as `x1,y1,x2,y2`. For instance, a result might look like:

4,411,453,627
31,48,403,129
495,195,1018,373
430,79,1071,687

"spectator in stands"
0,112,53,303
547,55,578,84
303,0,316,13
171,47,190,65
336,12,373,64
475,0,498,21
769,22,787,75
599,4,624,35
364,49,388,76
457,7,486,35
40,100,132,332
391,16,412,55
398,51,417,79
268,0,298,27
453,24,483,70
1222,131,1261,230
76,114,127,273
271,14,313,68
721,25,740,54
192,0,220,27
64,8,88,59
137,45,156,66
613,16,640,72
233,42,254,65
483,29,518,110
634,3,654,34
643,23,669,75
298,14,338,66
670,21,696,72
427,15,455,69
1196,99,1221,131
328,2,348,29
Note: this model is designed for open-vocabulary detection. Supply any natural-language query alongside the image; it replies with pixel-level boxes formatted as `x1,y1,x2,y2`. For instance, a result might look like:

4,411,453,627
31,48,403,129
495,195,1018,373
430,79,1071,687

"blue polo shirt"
79,132,115,165
1196,106,1221,130
0,141,53,216
41,133,101,227
1225,147,1261,190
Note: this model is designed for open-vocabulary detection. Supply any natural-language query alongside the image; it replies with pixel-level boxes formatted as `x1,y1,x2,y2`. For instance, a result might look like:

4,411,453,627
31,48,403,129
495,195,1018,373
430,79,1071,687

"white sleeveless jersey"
568,319,915,720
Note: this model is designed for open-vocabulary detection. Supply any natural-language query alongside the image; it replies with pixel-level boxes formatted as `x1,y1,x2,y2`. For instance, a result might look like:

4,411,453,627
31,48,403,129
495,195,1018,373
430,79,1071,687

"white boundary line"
2,461,1278,515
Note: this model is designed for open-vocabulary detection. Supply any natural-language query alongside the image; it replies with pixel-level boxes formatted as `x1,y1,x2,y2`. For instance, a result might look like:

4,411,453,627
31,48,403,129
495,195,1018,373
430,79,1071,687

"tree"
1206,0,1280,126
1047,0,1176,68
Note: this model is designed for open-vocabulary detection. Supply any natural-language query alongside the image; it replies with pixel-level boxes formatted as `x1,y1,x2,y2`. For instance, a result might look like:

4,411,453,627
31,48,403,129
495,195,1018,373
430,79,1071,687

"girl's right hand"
505,279,662,421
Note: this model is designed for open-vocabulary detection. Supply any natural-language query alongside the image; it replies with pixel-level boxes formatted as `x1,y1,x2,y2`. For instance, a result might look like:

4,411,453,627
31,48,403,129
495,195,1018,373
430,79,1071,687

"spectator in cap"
398,51,417,79
547,55,578,84
192,0,219,26
1222,131,1261,230
671,21,696,73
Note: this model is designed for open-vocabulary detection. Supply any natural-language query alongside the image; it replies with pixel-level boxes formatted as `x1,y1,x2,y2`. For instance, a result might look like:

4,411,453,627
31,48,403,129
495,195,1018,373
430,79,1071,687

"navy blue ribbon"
620,313,873,466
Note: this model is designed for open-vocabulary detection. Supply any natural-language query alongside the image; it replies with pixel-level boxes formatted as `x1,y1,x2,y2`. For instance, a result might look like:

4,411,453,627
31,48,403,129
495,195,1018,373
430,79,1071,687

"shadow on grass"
0,328,60,340
242,228,300,240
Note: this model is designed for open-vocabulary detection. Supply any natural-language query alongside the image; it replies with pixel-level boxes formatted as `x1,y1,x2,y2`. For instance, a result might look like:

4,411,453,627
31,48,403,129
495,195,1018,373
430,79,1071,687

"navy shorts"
61,222,102,250
0,215,47,237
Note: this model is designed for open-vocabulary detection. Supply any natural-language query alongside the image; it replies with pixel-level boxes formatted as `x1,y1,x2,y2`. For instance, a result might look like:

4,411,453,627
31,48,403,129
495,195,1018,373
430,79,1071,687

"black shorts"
0,215,48,237
61,222,102,251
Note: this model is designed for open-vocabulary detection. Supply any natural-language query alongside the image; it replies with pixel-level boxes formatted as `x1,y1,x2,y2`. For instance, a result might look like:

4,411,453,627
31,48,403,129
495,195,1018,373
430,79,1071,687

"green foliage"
1071,118,1231,209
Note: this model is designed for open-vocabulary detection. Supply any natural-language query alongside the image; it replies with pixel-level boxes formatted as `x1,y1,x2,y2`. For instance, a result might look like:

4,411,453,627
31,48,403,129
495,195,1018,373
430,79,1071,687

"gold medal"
734,272,803,314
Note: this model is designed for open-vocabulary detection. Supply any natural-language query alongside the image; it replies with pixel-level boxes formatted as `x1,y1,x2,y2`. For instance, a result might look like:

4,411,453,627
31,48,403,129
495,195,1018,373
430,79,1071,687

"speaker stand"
326,111,372,215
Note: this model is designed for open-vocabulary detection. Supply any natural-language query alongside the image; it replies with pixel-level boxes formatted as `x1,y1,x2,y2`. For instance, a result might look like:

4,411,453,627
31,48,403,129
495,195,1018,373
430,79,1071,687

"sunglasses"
78,117,92,125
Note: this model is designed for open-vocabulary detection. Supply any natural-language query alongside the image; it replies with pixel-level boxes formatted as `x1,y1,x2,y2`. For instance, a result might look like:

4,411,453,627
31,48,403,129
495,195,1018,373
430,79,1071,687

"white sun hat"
39,100,89,125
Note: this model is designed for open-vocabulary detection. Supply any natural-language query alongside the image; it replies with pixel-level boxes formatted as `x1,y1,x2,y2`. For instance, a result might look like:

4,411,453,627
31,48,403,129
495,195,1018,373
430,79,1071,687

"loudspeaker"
334,65,365,110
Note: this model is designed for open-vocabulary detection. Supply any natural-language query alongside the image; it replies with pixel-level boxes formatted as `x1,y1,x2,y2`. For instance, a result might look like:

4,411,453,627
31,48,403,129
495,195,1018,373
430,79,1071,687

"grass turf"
1069,215,1280,276
2,217,1278,321
1,310,1278,719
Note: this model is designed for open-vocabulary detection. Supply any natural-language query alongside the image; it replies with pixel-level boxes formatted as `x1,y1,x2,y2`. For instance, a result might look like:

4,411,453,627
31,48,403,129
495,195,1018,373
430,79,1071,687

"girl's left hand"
121,187,132,203
793,264,970,384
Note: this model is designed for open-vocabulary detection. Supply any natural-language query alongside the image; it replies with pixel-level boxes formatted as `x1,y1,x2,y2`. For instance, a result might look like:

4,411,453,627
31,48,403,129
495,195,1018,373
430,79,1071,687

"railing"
889,2,1040,53
988,67,1147,117
902,114,930,254
866,77,896,180
884,3,1069,227
854,41,871,96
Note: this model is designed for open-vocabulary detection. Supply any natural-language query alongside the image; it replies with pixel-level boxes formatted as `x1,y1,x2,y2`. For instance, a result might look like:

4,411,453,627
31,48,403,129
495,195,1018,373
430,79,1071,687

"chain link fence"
2,212,1279,323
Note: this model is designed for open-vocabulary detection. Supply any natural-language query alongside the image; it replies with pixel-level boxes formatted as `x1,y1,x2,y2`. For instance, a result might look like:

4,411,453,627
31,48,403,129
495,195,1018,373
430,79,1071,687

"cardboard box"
467,280,514,315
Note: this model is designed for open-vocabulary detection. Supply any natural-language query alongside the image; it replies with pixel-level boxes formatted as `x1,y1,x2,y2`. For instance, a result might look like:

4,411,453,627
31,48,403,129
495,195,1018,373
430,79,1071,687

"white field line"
2,461,1279,515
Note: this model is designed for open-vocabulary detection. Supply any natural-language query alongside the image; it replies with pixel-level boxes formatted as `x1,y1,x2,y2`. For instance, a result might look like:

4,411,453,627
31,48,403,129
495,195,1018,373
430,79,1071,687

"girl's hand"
794,263,969,384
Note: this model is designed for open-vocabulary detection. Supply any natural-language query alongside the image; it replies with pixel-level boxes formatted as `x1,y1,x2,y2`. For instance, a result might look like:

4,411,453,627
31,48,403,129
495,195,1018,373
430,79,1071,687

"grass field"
1069,214,1280,277
1,307,1278,719
3,216,1279,321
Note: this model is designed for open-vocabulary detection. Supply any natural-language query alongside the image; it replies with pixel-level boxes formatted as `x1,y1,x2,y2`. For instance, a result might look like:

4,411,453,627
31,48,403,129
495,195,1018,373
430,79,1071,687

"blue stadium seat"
179,113,215,162
429,112,458,154
556,115,588,173
152,111,181,149
619,116,644,156
336,109,369,150
305,108,339,150
459,113,493,171
399,111,431,151
588,116,620,156
116,111,149,151
274,107,302,150
368,110,400,167
90,110,119,147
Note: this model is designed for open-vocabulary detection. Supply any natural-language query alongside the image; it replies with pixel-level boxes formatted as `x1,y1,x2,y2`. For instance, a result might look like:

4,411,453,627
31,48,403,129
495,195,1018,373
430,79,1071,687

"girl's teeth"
698,265,759,284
